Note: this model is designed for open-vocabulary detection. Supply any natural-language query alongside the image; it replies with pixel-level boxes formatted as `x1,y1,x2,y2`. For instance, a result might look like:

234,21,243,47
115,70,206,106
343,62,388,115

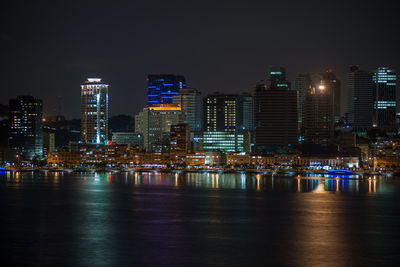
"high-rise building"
294,73,312,125
147,74,186,105
254,83,298,153
202,93,247,152
172,87,202,133
295,71,341,124
241,92,254,132
111,132,143,147
303,80,334,145
267,66,291,88
372,67,397,129
170,123,191,153
81,78,109,144
135,104,184,151
8,95,43,160
347,65,373,130
322,70,341,123
203,93,243,133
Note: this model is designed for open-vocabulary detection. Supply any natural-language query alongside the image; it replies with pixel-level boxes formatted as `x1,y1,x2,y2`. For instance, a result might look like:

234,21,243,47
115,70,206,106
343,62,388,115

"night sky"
1,0,399,119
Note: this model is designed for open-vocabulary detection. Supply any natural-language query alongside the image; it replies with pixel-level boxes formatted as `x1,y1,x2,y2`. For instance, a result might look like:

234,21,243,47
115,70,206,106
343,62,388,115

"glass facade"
203,132,244,152
147,74,186,105
372,67,397,128
9,95,43,160
81,78,109,144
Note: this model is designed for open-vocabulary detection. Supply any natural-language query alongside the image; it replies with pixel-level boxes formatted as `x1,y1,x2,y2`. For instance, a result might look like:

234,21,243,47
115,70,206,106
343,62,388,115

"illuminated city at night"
1,0,400,266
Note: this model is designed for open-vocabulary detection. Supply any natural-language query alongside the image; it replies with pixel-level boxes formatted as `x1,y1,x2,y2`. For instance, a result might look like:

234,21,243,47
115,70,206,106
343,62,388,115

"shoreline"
1,167,394,177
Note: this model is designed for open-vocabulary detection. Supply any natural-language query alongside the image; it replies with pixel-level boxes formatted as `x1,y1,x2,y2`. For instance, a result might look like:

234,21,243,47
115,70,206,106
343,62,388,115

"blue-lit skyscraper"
372,67,397,128
147,74,186,105
81,78,109,144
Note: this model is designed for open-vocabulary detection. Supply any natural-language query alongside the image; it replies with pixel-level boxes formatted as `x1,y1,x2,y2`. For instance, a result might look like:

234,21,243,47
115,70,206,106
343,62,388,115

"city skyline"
1,0,399,118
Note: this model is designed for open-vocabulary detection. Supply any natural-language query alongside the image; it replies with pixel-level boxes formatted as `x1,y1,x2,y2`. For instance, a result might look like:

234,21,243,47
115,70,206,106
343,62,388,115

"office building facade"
135,104,184,151
172,87,202,133
303,80,334,145
254,84,298,153
147,74,186,105
81,78,109,144
347,65,373,130
372,67,397,128
9,95,43,160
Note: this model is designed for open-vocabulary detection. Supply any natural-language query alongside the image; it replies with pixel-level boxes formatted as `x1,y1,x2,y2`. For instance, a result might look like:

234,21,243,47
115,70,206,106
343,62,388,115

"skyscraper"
322,70,341,123
135,104,184,151
203,93,243,132
303,80,334,145
254,82,298,153
81,78,109,144
347,65,373,130
9,95,43,160
294,73,312,125
147,74,186,105
170,123,191,153
172,87,202,133
267,66,291,88
372,67,397,129
202,93,246,152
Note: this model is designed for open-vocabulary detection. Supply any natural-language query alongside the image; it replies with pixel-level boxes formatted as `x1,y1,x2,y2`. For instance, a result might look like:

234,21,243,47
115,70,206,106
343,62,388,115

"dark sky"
1,0,399,119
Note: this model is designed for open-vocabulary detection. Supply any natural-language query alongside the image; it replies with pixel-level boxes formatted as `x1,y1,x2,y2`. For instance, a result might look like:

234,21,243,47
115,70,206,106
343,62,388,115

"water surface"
1,171,399,266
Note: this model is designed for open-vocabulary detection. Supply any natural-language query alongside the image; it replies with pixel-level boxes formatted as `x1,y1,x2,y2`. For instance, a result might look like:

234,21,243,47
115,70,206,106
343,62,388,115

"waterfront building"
372,67,397,129
241,92,254,132
8,95,43,160
347,65,373,131
294,73,312,126
81,78,109,144
253,82,298,153
172,87,202,133
203,131,245,152
203,93,244,132
111,132,143,147
147,74,186,105
135,104,184,151
322,70,341,122
170,123,191,153
303,78,334,145
43,132,55,156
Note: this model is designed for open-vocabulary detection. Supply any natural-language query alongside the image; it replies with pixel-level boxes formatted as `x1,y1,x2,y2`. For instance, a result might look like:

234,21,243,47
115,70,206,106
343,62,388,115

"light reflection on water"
0,171,397,193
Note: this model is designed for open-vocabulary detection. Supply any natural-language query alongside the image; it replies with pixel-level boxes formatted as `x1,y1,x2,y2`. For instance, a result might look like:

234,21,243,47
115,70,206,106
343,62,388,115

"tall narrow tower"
81,78,109,144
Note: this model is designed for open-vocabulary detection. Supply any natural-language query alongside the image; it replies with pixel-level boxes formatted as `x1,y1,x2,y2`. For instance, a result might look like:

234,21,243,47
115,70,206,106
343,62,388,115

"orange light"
148,104,181,111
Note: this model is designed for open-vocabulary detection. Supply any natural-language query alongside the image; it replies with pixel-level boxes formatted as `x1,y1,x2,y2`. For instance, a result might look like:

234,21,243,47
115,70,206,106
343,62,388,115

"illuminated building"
322,70,341,123
203,93,244,132
8,95,43,160
43,132,55,156
170,123,190,153
303,79,334,145
203,93,247,152
268,66,290,88
135,104,183,151
295,71,341,124
241,92,254,133
81,78,109,144
172,87,202,133
203,131,245,152
147,74,186,105
347,65,373,131
294,73,312,125
111,132,143,147
372,67,397,129
254,81,298,153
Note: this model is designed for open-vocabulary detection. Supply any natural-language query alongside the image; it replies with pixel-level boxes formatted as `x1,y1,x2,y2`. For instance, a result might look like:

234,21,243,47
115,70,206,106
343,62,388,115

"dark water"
1,171,400,266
